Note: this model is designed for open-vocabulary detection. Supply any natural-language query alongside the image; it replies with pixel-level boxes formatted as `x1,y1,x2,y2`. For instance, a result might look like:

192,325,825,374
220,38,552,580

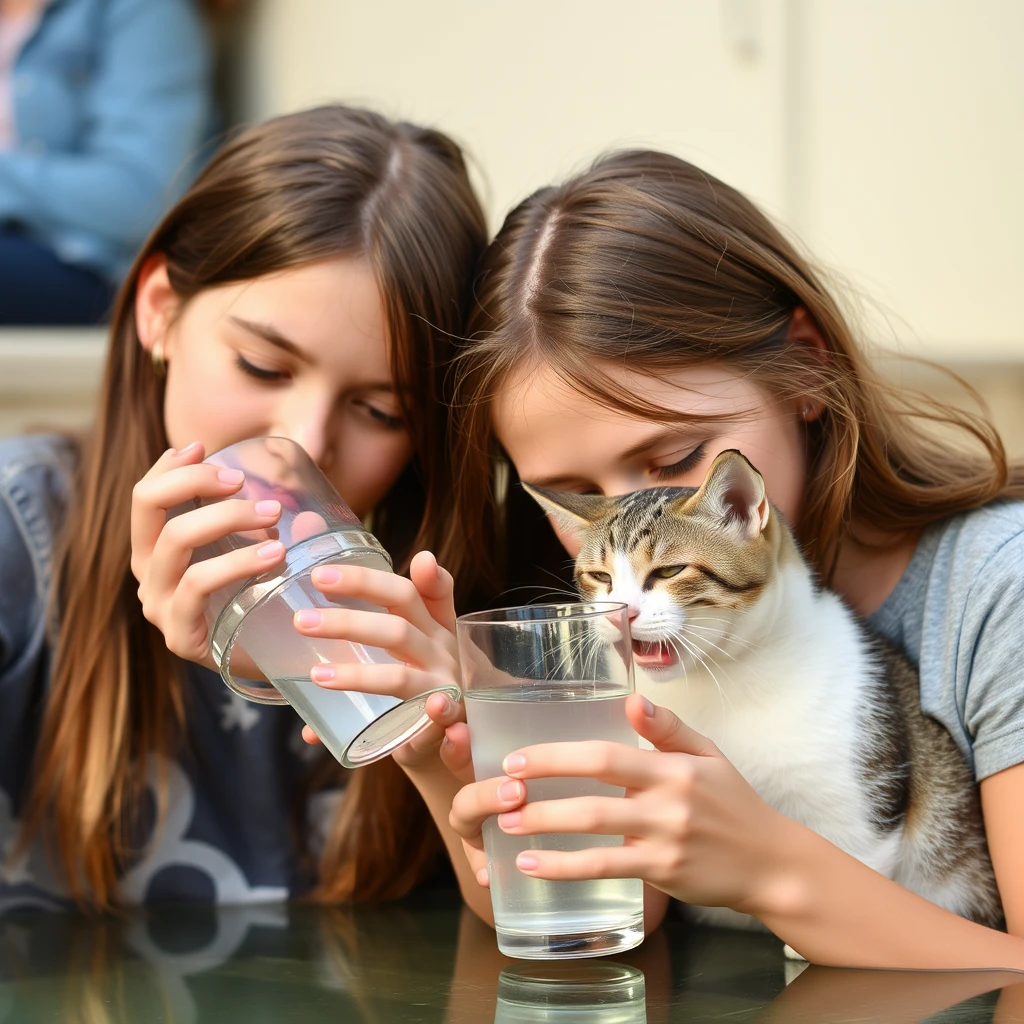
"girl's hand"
295,550,466,773
131,443,285,669
445,719,527,890
449,693,790,911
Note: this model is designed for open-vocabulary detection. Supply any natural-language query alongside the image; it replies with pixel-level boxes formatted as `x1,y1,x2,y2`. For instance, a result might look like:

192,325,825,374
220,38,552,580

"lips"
631,639,676,668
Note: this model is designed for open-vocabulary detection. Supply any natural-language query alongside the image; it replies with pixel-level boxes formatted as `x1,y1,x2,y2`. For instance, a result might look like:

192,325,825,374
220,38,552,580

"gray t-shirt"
868,499,1024,781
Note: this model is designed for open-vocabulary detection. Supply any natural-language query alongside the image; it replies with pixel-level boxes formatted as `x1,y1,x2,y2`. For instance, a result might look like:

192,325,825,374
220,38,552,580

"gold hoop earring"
152,339,166,377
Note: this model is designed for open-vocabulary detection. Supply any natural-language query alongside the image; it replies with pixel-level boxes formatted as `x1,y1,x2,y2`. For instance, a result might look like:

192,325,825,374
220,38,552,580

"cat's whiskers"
680,623,761,661
666,627,732,717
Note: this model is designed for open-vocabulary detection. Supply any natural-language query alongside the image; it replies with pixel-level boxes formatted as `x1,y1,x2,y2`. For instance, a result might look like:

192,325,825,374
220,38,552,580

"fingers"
513,845,651,882
500,740,663,790
449,776,527,847
295,605,455,673
625,693,718,757
130,445,214,574
496,795,646,839
309,563,447,641
301,724,322,746
147,497,282,589
409,551,458,634
308,661,452,701
440,721,474,778
392,691,465,767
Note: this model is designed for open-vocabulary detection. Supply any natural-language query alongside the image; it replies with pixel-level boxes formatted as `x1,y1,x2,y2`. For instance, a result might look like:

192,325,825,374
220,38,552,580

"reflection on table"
1,896,1022,1022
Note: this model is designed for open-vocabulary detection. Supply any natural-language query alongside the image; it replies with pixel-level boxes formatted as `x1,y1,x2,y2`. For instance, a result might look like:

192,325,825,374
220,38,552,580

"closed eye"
357,400,405,430
582,570,612,586
654,442,707,482
235,353,288,383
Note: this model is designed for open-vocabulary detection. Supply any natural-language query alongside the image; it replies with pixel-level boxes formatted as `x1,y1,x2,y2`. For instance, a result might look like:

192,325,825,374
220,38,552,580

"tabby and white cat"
524,449,1002,934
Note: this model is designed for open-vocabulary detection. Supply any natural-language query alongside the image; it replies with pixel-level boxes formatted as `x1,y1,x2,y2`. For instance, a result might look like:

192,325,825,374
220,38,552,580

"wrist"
735,808,816,925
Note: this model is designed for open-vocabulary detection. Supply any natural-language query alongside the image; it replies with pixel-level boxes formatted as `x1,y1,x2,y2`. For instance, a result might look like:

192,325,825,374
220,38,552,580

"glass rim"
455,600,628,627
204,434,308,461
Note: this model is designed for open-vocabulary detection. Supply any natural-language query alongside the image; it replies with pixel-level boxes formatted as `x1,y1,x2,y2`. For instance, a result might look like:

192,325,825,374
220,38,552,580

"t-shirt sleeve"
961,529,1024,780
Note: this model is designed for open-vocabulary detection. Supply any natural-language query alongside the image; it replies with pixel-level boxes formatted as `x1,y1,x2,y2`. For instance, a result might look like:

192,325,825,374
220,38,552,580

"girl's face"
495,360,811,556
137,257,413,519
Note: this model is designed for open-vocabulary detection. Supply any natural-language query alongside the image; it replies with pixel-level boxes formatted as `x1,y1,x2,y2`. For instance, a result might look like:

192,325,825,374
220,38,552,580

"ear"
689,450,770,538
135,253,181,358
788,307,826,423
521,483,615,543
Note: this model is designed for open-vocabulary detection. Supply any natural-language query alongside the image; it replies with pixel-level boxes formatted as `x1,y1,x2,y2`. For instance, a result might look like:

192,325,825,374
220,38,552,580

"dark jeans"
0,229,116,325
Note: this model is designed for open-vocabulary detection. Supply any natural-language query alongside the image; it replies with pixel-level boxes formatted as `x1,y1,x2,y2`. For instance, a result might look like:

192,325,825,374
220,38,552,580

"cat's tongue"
632,640,674,667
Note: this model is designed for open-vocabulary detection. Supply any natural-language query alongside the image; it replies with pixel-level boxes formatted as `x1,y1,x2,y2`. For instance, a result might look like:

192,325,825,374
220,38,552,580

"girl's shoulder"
870,499,1024,661
0,434,78,646
930,498,1024,567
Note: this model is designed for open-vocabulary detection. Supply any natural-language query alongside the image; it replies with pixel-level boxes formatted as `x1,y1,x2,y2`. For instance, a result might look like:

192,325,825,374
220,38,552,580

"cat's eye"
651,565,686,580
584,571,612,586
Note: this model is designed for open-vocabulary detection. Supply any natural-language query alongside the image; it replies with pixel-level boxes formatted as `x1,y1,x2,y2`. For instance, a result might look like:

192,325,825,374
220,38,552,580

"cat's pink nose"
627,607,640,621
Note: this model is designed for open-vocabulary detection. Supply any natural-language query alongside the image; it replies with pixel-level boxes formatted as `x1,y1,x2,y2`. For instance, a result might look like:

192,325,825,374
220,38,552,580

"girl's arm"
295,552,499,921
454,695,1024,970
981,763,1024,937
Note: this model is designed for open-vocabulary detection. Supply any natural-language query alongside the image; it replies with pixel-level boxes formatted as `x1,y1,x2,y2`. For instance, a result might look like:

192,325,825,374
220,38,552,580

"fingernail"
503,753,527,774
256,541,283,559
295,610,322,629
310,665,335,682
218,468,244,485
312,566,340,585
498,811,522,829
177,441,200,455
516,854,539,872
442,734,454,750
436,695,453,716
255,500,281,517
641,695,655,717
498,780,523,801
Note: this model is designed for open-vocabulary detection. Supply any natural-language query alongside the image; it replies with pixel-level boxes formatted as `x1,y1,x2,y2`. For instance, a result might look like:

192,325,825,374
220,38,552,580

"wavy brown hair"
19,105,487,908
455,149,1024,592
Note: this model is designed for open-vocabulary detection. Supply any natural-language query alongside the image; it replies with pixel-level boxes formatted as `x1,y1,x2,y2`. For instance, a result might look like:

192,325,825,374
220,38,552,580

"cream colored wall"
237,0,792,225
238,0,1024,366
3,1,1022,448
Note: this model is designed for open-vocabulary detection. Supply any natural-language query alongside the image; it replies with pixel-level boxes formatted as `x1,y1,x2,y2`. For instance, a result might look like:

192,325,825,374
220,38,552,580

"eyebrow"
229,315,310,362
524,427,704,490
228,315,395,392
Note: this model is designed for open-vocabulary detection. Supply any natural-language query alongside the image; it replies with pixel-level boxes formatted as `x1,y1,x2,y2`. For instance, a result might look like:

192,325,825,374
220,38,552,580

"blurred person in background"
0,0,212,325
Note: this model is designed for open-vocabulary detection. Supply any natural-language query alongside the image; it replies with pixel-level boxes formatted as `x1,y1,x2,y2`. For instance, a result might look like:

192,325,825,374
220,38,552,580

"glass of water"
456,602,643,960
494,963,647,1023
174,436,460,768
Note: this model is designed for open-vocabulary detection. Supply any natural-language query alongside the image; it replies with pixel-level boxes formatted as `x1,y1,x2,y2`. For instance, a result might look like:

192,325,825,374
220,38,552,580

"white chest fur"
634,566,903,878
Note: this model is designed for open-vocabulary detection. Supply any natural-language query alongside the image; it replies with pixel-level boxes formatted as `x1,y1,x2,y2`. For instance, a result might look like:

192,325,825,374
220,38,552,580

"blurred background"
2,0,1022,454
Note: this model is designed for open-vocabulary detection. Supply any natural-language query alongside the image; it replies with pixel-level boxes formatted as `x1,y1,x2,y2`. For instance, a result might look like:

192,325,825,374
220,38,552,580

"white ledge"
0,329,108,395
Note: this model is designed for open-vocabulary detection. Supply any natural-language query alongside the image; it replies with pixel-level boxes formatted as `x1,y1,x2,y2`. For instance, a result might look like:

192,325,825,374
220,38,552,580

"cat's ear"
687,450,770,538
521,483,614,538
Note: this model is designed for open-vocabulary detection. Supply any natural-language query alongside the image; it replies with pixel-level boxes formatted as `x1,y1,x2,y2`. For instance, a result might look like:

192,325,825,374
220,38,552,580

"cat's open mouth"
631,639,676,668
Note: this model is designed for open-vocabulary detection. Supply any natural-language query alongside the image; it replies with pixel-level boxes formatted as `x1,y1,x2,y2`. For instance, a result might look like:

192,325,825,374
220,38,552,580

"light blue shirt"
869,499,1024,782
0,0,212,283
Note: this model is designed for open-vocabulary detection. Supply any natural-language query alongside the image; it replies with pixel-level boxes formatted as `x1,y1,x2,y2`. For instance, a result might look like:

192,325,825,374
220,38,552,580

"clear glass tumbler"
175,436,459,768
494,963,647,1023
456,602,643,959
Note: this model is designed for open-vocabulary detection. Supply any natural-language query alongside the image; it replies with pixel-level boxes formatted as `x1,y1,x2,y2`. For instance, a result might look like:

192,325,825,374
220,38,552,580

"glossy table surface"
1,895,1022,1022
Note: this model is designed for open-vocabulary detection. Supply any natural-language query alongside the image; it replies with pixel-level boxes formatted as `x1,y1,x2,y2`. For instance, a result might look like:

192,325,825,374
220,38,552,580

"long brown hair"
455,149,1024,591
20,105,487,908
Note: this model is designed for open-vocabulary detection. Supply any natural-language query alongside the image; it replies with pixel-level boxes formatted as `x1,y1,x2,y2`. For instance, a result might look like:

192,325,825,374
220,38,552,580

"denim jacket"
0,434,329,911
0,0,212,283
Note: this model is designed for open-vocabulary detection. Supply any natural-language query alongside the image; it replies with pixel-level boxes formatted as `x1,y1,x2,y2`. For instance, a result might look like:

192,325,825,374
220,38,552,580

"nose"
627,607,640,622
274,406,333,468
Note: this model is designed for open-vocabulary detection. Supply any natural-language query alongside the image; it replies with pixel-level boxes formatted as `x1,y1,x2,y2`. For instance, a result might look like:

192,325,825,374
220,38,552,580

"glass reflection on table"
1,898,1022,1023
